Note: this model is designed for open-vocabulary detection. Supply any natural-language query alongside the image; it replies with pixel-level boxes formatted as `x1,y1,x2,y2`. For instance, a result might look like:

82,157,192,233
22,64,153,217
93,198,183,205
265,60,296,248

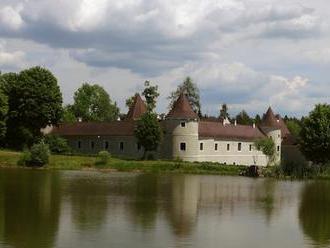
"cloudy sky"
0,0,329,117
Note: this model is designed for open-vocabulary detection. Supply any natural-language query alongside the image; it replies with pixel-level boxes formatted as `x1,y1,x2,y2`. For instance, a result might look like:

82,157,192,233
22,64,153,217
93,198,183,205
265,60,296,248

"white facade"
161,119,281,167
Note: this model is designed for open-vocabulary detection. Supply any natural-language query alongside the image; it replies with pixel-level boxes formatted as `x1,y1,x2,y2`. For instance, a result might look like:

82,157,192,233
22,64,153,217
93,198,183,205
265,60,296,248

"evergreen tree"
219,103,230,119
168,77,201,114
235,110,253,125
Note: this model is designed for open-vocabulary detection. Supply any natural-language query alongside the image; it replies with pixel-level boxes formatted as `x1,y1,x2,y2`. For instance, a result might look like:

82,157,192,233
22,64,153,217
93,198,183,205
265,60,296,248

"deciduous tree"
142,81,159,112
134,112,162,159
3,67,63,149
72,83,119,122
300,104,330,164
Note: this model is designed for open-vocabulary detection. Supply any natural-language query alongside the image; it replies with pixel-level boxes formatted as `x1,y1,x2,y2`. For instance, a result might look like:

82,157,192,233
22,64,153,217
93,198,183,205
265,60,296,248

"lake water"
0,169,329,248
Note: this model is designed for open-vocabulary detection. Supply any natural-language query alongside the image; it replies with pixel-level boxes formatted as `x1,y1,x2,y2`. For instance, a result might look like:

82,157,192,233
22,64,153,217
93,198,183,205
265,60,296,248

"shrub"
96,150,110,165
28,142,50,167
44,134,71,154
254,137,276,165
17,150,31,166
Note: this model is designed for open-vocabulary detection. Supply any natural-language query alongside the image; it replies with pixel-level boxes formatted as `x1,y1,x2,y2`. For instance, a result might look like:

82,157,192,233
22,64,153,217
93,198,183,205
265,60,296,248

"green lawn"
0,150,245,175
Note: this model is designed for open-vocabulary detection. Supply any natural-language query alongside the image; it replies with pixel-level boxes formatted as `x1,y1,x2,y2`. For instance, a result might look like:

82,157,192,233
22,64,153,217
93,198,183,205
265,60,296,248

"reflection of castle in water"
165,175,200,237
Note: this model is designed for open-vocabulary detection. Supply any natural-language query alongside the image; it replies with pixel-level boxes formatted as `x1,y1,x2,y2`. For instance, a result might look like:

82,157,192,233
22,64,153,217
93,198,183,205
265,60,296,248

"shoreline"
0,150,245,176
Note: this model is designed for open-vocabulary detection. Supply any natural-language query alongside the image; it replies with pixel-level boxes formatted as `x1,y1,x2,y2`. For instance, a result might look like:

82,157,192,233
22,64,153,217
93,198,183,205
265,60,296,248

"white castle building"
50,93,296,166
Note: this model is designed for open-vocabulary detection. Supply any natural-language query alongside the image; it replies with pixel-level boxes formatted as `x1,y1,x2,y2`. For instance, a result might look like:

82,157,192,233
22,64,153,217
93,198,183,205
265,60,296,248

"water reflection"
165,175,200,237
299,181,330,247
127,174,159,229
69,175,109,231
0,170,329,248
0,170,61,248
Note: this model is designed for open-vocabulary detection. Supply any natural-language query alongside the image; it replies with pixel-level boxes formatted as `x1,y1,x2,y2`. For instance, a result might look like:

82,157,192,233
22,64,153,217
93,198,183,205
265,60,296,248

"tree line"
0,66,329,165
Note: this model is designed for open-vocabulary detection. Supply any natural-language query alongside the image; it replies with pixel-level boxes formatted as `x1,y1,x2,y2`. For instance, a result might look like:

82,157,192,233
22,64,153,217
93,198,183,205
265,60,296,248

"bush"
17,150,31,166
28,142,50,167
44,134,71,154
96,150,110,165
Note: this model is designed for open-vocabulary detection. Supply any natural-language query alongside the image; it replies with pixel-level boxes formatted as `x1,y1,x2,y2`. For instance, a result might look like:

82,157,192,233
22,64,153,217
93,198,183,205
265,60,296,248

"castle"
50,93,297,166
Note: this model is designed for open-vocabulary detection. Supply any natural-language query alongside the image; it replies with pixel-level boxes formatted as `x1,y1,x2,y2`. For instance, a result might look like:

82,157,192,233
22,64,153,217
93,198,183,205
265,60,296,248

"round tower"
260,107,283,164
163,93,199,161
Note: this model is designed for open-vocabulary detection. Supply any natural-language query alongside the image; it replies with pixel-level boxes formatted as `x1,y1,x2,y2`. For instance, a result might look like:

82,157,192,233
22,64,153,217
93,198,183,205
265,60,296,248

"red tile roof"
166,93,198,119
126,94,147,120
51,121,135,136
199,121,266,141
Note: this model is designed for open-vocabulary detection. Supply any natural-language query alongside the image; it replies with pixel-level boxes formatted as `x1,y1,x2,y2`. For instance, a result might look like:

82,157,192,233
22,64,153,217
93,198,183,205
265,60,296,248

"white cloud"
0,0,329,117
0,5,23,31
0,41,25,68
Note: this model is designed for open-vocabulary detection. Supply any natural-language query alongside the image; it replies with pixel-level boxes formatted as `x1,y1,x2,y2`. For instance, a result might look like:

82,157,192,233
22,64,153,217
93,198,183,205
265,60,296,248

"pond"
0,169,329,248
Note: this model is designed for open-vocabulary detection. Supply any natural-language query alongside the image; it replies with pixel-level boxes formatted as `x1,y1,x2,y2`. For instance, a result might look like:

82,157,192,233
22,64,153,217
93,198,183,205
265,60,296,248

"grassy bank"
0,150,244,176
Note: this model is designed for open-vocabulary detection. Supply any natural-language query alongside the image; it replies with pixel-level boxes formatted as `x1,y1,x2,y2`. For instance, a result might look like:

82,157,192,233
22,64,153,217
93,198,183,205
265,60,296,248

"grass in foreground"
0,150,245,176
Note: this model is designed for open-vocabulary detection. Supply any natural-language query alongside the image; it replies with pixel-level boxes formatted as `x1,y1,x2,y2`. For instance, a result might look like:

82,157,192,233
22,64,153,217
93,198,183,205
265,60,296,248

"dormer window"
181,122,186,127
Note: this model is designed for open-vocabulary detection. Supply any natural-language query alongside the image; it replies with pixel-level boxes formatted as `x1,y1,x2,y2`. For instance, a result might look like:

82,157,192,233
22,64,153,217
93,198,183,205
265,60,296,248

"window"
227,144,230,151
238,143,242,151
180,142,186,151
277,145,280,152
104,141,109,149
200,143,204,151
137,143,142,151
78,141,81,149
181,122,186,127
215,143,218,151
91,141,95,149
249,144,252,151
120,142,124,151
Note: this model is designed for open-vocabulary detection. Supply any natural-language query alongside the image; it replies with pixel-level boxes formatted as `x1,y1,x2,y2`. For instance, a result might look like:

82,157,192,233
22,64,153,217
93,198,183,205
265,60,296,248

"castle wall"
195,138,269,166
65,135,144,159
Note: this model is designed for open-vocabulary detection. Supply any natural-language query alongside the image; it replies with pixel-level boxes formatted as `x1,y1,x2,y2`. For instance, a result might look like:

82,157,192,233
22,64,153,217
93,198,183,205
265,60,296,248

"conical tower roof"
126,94,147,120
261,107,278,127
166,93,198,119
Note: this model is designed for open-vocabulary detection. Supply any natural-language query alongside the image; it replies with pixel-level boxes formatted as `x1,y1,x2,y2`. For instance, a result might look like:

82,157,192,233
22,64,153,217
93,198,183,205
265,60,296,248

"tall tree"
134,112,162,159
135,81,162,159
72,83,119,122
168,77,201,114
254,114,261,125
125,93,139,109
300,104,330,164
3,67,63,149
0,74,8,145
219,103,230,119
61,105,76,124
235,110,253,125
142,81,159,112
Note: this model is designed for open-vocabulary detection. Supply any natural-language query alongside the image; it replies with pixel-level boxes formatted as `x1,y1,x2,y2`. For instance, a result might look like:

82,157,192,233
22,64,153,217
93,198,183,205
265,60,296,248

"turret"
162,93,199,161
260,107,282,164
126,94,147,120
